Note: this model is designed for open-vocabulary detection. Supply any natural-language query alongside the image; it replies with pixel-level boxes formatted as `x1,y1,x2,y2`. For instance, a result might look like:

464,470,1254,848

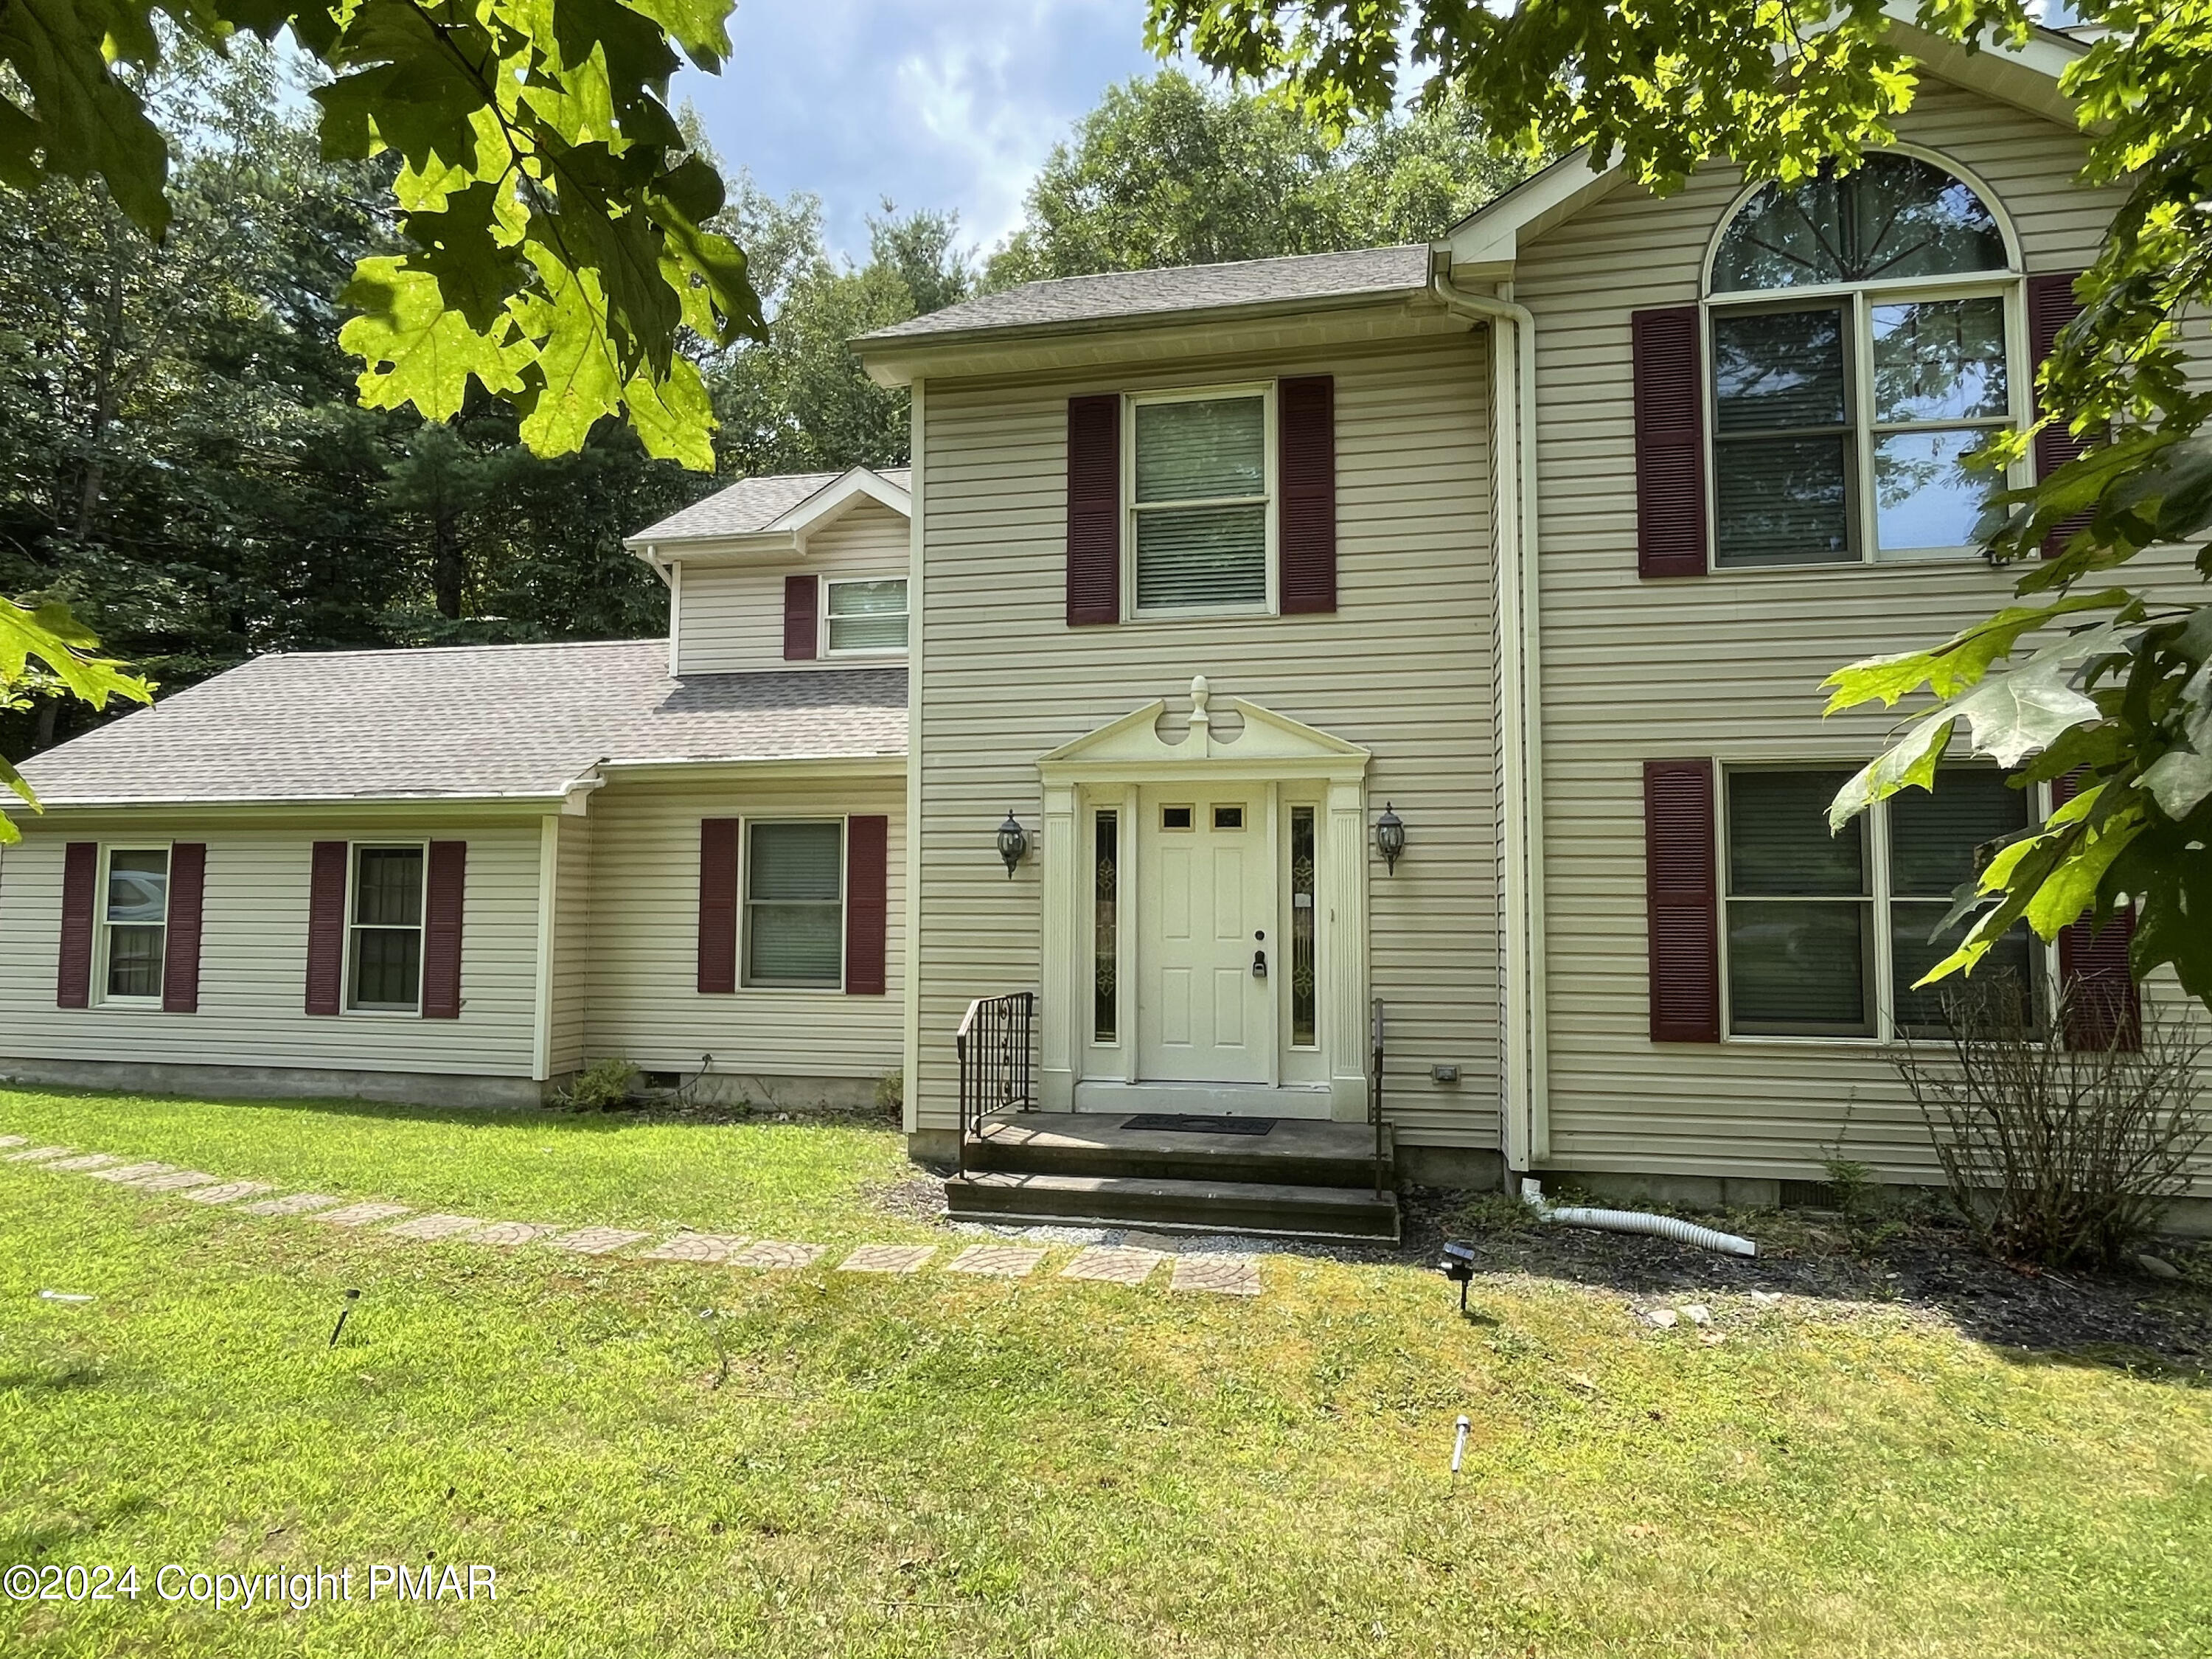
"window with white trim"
1128,385,1273,613
1707,152,2020,568
824,577,908,654
101,846,170,1001
1722,766,2041,1039
349,844,426,1011
743,820,844,988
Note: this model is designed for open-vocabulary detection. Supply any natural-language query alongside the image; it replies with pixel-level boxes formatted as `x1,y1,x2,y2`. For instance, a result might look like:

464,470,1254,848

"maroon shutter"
305,841,348,1015
2050,771,2139,1050
420,841,466,1019
844,814,888,995
1632,305,1708,577
2028,272,2093,560
161,843,206,1013
697,818,739,993
1066,392,1121,626
57,841,97,1008
783,573,818,661
1279,374,1338,613
1645,759,1721,1041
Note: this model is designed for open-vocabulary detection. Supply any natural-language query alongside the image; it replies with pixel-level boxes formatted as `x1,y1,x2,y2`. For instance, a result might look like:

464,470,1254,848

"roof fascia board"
20,793,568,821
858,296,1460,389
627,529,804,566
1439,150,1626,272
594,754,905,783
764,467,912,535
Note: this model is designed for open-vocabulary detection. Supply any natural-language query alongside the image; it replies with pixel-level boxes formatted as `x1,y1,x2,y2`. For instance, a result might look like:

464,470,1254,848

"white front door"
1136,792,1275,1084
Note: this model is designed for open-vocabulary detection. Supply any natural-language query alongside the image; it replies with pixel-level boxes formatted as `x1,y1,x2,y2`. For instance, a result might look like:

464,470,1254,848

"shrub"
554,1057,637,1112
874,1068,903,1114
1896,975,2209,1269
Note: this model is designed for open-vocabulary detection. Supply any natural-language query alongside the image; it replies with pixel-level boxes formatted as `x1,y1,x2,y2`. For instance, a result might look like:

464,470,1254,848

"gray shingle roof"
631,466,911,543
17,640,905,806
858,246,1432,344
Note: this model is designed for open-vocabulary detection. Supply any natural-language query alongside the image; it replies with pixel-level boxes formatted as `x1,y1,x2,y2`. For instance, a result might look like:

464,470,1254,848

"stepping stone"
133,1170,226,1193
4,1145,74,1163
179,1180,276,1206
636,1233,751,1263
1169,1254,1261,1297
946,1244,1045,1279
237,1192,345,1217
1060,1246,1165,1286
0,1135,29,1148
44,1153,125,1172
546,1226,650,1256
838,1244,936,1275
86,1161,178,1183
460,1221,563,1247
728,1240,826,1270
308,1201,412,1228
383,1213,485,1242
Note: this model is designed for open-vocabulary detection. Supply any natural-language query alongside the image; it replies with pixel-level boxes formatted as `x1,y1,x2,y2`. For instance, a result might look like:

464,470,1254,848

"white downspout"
1429,258,1551,1179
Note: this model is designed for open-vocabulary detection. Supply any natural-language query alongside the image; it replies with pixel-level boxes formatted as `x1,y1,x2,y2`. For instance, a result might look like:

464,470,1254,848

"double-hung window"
102,847,170,1001
1723,766,2039,1039
349,844,426,1011
824,577,908,654
744,821,844,988
1128,386,1273,614
1707,152,2020,568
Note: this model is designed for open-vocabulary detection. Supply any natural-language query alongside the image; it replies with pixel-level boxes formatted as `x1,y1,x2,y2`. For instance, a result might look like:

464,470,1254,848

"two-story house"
4,17,2198,1237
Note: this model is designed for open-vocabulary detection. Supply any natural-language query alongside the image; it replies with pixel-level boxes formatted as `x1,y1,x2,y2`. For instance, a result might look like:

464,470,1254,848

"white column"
1324,780,1370,1121
1039,781,1077,1110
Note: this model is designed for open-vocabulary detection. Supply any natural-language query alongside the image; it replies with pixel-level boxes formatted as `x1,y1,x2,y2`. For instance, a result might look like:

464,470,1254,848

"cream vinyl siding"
547,813,593,1075
0,815,542,1077
1511,77,2209,1186
672,500,910,673
580,771,904,1077
913,335,1498,1141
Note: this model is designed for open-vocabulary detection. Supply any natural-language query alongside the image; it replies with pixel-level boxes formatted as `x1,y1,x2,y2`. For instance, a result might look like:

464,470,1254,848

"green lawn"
2,1085,2209,1658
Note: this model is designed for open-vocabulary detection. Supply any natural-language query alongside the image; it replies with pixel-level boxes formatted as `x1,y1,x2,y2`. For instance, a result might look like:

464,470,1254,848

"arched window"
1705,153,2018,568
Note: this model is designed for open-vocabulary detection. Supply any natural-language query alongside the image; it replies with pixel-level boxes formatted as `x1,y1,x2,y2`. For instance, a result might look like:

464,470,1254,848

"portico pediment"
1037,676,1370,785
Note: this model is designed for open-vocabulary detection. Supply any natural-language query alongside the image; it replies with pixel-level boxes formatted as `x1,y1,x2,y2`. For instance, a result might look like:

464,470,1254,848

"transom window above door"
1129,386,1273,616
1705,153,2020,569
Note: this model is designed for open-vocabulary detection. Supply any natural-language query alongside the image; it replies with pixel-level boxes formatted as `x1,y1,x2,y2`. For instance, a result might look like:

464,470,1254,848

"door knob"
1252,950,1268,979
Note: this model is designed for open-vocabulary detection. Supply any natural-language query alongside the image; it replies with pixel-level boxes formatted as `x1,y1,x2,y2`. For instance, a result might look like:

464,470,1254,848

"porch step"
943,1170,1401,1244
970,1114,1392,1189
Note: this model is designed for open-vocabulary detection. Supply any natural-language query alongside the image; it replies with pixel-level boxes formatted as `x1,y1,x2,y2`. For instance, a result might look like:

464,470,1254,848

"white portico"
1035,676,1374,1122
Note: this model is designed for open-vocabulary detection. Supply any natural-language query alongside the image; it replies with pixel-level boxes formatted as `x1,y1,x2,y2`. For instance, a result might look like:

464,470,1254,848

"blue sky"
675,0,1171,265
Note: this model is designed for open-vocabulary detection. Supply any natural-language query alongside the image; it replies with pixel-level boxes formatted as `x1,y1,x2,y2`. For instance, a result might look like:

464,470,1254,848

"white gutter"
1428,258,1551,1175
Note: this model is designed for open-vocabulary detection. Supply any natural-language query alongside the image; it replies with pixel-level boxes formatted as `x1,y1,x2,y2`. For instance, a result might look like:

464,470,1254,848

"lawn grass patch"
4,1086,2211,1658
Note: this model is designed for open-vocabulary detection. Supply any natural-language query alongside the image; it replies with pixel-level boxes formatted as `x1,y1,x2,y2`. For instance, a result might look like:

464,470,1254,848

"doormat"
1121,1114,1276,1136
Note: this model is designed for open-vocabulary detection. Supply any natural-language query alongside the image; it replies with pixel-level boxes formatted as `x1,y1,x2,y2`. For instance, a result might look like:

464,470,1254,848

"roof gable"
1439,7,2084,274
626,465,911,559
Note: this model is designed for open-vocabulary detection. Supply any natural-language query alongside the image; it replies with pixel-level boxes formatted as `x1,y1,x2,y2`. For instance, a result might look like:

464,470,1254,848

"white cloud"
679,0,1163,262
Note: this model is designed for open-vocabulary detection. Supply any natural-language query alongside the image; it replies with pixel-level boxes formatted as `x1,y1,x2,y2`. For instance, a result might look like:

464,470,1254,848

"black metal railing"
956,991,1037,1175
1369,998,1387,1200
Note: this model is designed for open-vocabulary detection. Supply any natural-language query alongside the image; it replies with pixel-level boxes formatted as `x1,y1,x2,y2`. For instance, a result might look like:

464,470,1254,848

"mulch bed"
1400,1187,2212,1374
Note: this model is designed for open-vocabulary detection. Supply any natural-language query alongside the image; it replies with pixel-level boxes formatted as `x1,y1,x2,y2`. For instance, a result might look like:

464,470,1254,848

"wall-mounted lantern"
996,809,1029,878
1375,802,1406,873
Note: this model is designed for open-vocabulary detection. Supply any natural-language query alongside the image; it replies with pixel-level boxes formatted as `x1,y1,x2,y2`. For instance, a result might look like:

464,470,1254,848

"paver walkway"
3,1129,1265,1297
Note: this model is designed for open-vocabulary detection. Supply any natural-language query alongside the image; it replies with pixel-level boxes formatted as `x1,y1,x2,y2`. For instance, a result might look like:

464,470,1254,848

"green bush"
554,1057,636,1112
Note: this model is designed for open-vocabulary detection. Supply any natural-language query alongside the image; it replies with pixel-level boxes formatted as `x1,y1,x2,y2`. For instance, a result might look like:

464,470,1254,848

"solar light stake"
1451,1416,1471,1476
328,1287,361,1349
1439,1241,1477,1313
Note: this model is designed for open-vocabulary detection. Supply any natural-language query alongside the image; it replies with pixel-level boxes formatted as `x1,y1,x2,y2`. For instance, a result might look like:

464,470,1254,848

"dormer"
627,465,912,675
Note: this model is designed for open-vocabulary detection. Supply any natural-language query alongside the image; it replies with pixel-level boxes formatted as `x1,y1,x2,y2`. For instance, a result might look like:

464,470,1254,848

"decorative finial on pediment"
1189,675,1211,748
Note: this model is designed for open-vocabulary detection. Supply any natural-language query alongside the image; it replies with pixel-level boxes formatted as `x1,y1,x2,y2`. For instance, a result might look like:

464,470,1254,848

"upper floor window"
825,577,908,654
102,847,170,1001
1706,153,2017,569
1129,386,1273,615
